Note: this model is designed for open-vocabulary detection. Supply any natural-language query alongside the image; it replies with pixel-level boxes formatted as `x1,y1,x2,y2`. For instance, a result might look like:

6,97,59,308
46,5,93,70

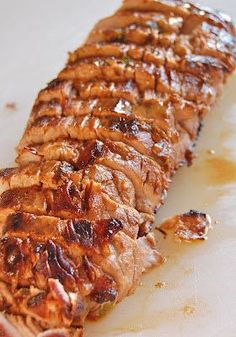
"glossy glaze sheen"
0,0,235,336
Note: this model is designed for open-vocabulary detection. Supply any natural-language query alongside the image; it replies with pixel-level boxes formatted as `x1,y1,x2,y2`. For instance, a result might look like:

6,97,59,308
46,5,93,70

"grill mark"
76,140,105,170
87,26,159,47
119,2,234,33
57,70,217,107
0,186,141,224
68,30,232,71
0,148,157,216
28,91,205,147
110,117,140,136
59,54,226,100
15,139,167,214
65,220,94,248
0,0,233,331
3,214,124,253
18,114,176,168
30,67,216,129
91,11,184,34
68,43,181,67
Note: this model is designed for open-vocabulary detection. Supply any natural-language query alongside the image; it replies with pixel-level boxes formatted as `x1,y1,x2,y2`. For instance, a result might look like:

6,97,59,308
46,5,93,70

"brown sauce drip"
204,157,236,185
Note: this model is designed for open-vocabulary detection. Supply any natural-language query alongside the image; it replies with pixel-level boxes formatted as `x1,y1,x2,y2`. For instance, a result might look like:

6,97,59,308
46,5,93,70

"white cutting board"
0,1,236,337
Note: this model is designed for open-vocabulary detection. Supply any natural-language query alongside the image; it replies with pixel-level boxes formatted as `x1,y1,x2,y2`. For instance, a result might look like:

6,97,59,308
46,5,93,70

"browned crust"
0,0,235,335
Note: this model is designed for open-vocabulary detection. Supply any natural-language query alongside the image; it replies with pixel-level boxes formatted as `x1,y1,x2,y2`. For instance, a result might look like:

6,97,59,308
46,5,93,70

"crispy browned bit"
76,141,105,169
0,168,15,178
50,182,82,213
160,210,212,242
0,0,235,335
207,149,216,155
185,149,194,166
94,219,124,245
5,102,17,111
109,116,140,135
138,221,153,237
182,305,196,315
3,237,24,274
90,274,118,304
155,281,166,289
5,213,24,232
64,220,93,248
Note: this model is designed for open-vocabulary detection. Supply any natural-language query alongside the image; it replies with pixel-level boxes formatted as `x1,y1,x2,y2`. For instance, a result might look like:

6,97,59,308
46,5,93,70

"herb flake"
122,55,130,66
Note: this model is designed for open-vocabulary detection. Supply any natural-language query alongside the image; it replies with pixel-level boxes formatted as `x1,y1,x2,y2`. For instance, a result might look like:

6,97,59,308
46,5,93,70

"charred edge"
51,182,82,213
35,240,76,285
2,237,24,273
5,213,24,232
76,141,105,170
186,209,208,219
46,78,69,90
185,149,194,166
95,219,124,244
110,117,139,136
82,184,91,212
27,292,47,308
65,220,94,248
32,115,52,127
197,121,203,138
53,162,74,183
104,219,124,241
0,168,16,178
65,219,123,248
90,275,118,304
138,222,153,238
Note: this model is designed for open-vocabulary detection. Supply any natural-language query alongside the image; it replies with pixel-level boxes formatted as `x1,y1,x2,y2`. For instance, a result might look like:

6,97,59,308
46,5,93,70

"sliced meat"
16,140,168,214
159,209,212,242
0,0,235,335
17,114,178,171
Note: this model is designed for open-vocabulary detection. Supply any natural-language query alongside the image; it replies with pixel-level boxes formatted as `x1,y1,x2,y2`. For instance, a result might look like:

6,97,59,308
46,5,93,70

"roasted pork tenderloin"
0,0,235,336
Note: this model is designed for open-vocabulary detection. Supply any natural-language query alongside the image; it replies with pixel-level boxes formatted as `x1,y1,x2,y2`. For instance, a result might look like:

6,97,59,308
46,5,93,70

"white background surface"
0,1,236,337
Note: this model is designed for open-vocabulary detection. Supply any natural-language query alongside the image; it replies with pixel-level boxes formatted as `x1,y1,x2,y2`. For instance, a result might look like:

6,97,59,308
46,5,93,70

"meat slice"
120,0,235,33
0,230,163,329
0,312,83,337
16,140,168,213
0,161,155,239
17,114,178,172
0,0,235,335
67,43,184,66
159,210,212,242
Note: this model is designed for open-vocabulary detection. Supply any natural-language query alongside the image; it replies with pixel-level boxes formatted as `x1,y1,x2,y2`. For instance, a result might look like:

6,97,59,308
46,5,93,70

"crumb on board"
207,149,216,155
155,282,166,289
182,305,196,315
159,210,212,242
5,102,17,111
